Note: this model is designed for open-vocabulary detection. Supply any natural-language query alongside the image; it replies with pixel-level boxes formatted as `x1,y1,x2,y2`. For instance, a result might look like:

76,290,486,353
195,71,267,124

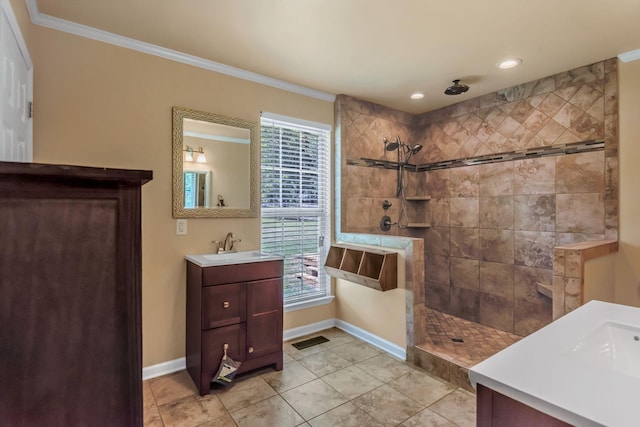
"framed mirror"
172,107,259,218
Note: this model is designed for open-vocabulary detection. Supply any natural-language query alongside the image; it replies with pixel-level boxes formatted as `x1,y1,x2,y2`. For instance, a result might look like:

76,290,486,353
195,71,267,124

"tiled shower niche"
336,59,618,344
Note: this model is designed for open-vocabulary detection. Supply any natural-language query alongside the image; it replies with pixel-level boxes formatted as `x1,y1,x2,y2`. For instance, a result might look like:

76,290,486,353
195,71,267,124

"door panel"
0,3,31,162
246,278,282,358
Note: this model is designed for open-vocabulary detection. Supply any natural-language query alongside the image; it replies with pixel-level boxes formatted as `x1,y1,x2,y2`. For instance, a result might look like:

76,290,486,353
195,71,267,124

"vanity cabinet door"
202,284,246,329
246,278,282,359
200,324,246,392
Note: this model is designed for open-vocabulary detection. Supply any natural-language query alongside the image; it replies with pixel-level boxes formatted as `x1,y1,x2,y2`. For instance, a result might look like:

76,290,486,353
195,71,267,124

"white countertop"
468,300,640,427
185,250,283,267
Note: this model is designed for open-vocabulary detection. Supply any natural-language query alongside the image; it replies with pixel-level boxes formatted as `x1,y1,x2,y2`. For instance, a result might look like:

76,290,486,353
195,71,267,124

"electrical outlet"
176,219,187,235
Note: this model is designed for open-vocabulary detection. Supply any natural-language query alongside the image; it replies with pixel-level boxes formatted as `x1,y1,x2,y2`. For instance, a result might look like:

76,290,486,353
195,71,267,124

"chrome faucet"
222,232,242,252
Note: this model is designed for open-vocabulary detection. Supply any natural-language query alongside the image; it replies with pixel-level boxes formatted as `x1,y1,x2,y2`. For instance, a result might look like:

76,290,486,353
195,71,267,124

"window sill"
284,295,335,313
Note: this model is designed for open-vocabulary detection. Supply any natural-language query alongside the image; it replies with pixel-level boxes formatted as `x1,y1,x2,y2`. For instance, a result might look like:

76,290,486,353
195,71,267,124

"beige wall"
11,0,335,367
335,247,407,349
584,253,616,303
615,58,640,307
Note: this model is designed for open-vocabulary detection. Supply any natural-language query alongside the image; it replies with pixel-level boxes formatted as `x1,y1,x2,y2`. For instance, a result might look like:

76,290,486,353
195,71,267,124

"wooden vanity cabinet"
186,259,284,395
477,384,572,427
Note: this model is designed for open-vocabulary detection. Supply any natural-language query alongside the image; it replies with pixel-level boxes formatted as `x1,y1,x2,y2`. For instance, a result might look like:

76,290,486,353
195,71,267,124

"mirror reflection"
172,107,258,218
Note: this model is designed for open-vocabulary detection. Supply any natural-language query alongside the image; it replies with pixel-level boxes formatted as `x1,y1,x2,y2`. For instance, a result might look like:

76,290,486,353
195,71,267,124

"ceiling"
34,0,640,114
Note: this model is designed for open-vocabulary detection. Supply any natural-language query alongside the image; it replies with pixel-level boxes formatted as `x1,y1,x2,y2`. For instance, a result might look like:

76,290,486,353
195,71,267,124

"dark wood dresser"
0,162,152,426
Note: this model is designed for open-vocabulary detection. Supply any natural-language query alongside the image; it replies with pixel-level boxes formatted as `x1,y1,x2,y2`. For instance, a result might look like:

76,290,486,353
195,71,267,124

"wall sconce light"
183,145,207,163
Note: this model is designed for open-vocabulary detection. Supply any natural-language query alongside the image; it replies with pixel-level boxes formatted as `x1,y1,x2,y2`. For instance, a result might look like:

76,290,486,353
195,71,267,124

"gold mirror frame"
172,107,259,218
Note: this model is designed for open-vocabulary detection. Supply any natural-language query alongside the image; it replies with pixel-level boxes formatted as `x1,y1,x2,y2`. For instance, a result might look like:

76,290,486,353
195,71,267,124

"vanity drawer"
202,260,283,286
202,284,246,329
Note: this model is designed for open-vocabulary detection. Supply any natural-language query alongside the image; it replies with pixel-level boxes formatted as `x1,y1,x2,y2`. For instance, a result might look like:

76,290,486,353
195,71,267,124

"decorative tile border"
348,139,604,172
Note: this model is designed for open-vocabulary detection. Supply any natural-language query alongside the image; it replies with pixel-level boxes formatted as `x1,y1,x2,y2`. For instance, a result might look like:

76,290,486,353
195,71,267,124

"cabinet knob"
223,301,230,308
248,346,254,354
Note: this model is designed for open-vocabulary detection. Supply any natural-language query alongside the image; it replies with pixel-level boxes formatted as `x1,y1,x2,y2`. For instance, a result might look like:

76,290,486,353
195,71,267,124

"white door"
0,0,32,162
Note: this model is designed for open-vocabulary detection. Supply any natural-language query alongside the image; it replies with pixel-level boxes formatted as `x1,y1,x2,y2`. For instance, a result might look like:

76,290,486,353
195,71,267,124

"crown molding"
618,49,640,63
25,0,335,103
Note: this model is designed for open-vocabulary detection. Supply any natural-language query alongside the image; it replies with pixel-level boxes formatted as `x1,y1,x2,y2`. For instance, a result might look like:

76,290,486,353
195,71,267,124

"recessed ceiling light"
410,92,424,100
498,58,522,69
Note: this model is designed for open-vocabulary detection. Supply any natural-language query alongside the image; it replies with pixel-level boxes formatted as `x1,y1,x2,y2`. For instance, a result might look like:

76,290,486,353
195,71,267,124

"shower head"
383,137,400,151
410,144,423,154
444,79,469,95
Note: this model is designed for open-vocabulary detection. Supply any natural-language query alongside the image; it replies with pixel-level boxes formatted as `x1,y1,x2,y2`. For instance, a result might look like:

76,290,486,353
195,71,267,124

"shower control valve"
382,200,392,210
380,215,396,231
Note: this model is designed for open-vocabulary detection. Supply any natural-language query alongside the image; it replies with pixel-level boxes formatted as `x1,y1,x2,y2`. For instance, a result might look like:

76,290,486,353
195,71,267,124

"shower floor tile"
415,308,521,390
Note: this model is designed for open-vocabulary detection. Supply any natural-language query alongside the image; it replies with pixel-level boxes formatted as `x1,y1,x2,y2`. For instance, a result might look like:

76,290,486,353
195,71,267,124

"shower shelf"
405,196,431,227
324,244,397,291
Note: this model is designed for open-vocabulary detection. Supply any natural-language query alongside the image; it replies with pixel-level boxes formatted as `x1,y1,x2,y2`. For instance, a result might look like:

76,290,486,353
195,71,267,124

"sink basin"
469,300,640,426
566,321,640,379
186,250,282,267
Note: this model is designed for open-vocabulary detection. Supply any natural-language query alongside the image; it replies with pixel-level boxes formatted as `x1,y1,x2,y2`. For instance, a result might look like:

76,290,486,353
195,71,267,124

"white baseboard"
283,318,337,341
142,318,406,380
335,319,407,361
142,357,186,381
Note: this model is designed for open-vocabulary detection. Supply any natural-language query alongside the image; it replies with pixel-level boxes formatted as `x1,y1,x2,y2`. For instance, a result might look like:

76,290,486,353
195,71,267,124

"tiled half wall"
336,58,618,337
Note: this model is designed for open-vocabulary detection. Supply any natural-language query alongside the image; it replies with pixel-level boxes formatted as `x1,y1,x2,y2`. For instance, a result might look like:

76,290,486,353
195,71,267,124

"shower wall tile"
479,229,514,264
450,227,481,259
425,254,450,284
605,199,619,241
427,169,451,198
479,261,515,299
424,227,450,256
514,230,555,269
537,93,566,120
479,293,514,333
479,196,514,229
450,287,480,322
514,265,553,303
345,197,373,233
406,170,427,196
552,249,565,277
555,232,605,246
448,166,479,197
374,196,401,224
565,250,583,279
556,193,605,234
555,151,605,194
413,348,451,381
428,198,450,227
450,257,479,291
564,277,582,312
514,298,552,336
449,197,479,227
552,275,565,319
425,280,450,312
479,162,514,196
604,156,619,200
514,195,556,232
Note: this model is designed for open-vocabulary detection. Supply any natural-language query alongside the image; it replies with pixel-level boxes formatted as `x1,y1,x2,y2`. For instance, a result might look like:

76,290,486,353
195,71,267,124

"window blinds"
260,113,331,304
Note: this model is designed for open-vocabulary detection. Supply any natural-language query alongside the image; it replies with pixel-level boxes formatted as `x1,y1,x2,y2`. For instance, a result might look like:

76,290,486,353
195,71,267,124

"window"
260,112,331,306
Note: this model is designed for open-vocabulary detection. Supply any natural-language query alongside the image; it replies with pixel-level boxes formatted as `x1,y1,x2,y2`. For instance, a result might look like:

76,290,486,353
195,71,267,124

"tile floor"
144,328,476,427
